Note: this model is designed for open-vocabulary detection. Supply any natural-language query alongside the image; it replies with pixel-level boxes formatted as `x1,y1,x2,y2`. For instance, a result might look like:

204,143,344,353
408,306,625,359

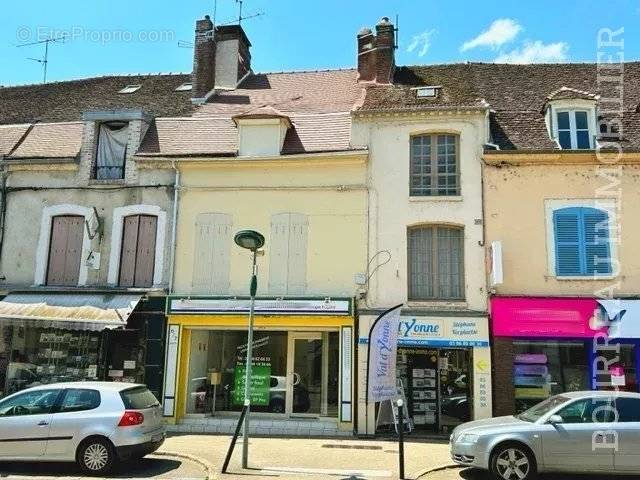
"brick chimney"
191,17,252,102
356,17,396,84
192,15,216,99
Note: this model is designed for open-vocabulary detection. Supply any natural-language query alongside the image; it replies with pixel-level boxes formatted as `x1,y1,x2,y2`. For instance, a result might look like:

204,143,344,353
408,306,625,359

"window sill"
550,275,617,281
407,300,468,309
89,178,126,186
409,195,463,202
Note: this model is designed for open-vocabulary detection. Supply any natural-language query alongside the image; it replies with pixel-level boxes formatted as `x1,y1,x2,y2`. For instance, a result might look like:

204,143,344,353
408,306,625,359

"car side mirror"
548,414,563,425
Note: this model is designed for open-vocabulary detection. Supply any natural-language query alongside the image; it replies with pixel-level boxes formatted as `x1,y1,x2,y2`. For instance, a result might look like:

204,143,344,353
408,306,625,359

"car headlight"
458,433,480,444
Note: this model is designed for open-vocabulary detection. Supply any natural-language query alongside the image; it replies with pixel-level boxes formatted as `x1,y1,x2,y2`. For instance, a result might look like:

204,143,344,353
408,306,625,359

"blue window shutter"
582,208,612,275
554,208,582,276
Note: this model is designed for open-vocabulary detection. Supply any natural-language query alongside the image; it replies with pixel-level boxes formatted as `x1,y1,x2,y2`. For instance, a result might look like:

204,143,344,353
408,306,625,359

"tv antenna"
17,34,67,83
218,0,263,26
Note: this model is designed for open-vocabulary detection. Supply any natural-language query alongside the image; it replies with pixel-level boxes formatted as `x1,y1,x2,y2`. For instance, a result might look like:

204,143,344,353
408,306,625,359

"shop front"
0,292,157,399
358,313,492,435
491,297,640,416
163,297,355,435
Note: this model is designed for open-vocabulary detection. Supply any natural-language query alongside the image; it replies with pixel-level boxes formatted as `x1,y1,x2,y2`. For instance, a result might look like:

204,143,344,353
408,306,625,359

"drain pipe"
168,160,180,293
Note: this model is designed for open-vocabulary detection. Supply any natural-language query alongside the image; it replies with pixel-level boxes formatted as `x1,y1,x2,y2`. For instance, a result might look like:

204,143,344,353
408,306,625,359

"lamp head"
234,230,265,251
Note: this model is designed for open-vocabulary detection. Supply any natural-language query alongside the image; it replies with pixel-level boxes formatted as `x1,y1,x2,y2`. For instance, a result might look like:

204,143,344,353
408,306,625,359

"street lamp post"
234,230,265,469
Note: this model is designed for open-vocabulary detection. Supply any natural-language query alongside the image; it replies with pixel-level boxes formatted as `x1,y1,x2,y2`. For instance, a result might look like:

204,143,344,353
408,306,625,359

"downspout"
168,160,180,293
0,164,7,277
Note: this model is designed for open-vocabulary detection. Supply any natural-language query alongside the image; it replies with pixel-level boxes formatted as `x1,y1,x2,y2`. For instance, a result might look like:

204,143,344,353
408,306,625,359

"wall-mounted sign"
489,240,503,286
168,297,352,316
360,316,489,347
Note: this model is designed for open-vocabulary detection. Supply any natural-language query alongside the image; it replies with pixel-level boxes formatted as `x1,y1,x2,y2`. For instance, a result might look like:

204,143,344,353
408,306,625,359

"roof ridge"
0,72,192,89
255,67,356,75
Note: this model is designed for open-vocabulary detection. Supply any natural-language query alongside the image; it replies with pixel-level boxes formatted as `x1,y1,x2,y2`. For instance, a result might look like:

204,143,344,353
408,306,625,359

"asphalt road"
0,455,206,479
421,467,640,480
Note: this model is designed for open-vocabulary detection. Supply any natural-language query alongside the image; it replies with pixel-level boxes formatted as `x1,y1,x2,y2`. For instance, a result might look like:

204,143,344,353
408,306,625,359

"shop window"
185,330,338,417
191,213,232,294
410,134,459,196
553,206,611,277
513,341,589,413
0,324,102,399
119,214,158,288
46,215,84,286
94,121,129,180
408,225,464,301
268,213,308,295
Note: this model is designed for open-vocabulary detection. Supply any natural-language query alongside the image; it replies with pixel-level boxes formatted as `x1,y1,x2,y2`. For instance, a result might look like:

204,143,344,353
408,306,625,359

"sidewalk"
159,433,454,480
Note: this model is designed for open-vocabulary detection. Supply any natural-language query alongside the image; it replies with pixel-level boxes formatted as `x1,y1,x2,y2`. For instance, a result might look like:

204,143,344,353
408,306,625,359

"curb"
411,463,460,479
152,450,217,480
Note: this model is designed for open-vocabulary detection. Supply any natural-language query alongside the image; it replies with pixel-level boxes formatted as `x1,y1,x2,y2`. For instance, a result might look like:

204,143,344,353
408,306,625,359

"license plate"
151,433,164,442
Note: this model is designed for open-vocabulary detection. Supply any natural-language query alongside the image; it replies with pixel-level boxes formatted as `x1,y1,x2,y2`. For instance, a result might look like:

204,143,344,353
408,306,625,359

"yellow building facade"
162,153,368,435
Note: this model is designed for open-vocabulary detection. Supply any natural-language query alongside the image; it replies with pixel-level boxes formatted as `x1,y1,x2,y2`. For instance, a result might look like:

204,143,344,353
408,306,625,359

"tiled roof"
138,112,356,157
0,74,194,125
0,124,30,156
1,69,364,159
138,69,364,157
6,122,84,160
360,62,640,151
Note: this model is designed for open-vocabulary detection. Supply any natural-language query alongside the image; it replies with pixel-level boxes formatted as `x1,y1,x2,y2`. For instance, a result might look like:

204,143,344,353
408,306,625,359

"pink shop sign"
491,297,607,338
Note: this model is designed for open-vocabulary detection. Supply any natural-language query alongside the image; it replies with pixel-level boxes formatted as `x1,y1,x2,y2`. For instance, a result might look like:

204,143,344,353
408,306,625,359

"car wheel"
490,444,537,480
77,437,115,475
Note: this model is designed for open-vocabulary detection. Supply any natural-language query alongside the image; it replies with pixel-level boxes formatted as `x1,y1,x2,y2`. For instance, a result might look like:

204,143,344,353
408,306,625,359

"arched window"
408,225,464,300
410,134,459,196
553,207,611,276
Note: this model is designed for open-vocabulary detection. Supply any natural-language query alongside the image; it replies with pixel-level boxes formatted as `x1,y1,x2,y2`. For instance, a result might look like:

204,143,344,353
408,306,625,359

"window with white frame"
556,110,592,150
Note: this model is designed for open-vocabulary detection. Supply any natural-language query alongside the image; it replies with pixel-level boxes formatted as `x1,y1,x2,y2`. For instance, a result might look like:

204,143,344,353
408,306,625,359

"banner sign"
367,305,402,403
169,297,351,316
360,316,489,347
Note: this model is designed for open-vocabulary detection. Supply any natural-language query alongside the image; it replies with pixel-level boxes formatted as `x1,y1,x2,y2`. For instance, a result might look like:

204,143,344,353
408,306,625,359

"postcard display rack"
397,349,439,428
36,330,101,384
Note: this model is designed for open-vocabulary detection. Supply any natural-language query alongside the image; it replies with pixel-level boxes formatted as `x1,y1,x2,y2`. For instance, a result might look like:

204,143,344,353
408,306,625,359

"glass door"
287,333,323,417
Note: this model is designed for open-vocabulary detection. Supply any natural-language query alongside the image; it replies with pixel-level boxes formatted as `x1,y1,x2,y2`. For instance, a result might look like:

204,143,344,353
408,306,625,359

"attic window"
175,82,193,92
94,121,129,180
118,85,142,94
414,86,440,98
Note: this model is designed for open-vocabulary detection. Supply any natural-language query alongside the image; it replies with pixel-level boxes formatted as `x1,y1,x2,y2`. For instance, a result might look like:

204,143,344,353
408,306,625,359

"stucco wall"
352,113,488,312
1,119,176,289
172,157,368,297
484,161,637,296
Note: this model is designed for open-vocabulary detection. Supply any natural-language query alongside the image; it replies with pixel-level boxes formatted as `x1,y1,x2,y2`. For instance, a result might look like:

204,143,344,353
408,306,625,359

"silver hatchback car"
0,382,165,475
451,390,640,480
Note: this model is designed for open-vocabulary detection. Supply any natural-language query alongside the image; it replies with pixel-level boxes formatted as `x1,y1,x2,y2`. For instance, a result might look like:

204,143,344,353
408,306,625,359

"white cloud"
461,18,522,51
407,29,436,57
494,40,569,63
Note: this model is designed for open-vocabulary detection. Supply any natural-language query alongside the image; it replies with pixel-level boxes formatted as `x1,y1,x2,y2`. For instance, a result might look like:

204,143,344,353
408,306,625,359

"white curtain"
96,122,129,179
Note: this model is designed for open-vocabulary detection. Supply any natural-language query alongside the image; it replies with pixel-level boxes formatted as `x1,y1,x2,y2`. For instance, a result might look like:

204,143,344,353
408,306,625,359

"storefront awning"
598,300,640,339
0,293,143,331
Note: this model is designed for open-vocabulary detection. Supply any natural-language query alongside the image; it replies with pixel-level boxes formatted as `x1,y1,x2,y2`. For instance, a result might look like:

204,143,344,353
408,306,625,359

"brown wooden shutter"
46,216,84,286
118,215,157,287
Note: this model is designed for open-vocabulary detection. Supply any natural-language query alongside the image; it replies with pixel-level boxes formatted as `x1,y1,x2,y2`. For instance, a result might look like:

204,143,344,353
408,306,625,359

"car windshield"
517,395,570,422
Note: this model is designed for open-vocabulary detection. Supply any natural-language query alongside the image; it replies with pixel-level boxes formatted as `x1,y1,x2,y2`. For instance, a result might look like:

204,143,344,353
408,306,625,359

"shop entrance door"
287,333,323,417
596,343,638,392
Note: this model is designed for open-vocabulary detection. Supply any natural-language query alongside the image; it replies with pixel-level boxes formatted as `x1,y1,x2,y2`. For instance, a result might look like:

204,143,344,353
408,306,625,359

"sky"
2,0,638,86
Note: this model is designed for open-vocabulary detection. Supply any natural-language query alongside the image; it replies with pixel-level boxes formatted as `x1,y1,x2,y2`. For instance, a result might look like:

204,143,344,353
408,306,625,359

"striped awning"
0,293,143,331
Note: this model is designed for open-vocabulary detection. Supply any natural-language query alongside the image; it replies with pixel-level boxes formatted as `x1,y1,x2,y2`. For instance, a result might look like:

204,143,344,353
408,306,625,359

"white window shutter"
269,213,291,295
192,213,232,294
287,213,308,295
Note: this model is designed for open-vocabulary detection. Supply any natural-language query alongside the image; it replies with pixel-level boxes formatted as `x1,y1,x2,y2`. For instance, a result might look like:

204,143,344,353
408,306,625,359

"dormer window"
94,121,129,180
232,106,292,157
175,82,193,92
414,86,440,99
557,110,591,149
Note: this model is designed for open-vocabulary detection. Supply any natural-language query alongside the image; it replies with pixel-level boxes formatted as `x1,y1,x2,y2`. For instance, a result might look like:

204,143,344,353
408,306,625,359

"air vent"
118,85,142,94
